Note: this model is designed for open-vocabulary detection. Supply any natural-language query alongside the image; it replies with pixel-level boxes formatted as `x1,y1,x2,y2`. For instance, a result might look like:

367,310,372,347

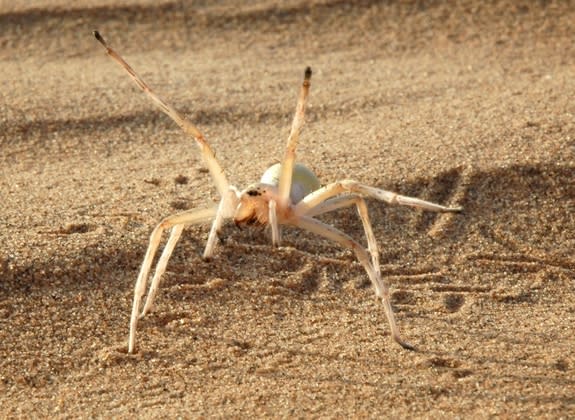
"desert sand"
1,0,574,417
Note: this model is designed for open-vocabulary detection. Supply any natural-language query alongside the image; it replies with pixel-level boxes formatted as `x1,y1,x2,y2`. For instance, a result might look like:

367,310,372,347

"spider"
94,31,462,354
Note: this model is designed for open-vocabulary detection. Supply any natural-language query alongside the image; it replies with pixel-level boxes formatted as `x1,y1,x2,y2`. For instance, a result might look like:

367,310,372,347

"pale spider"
94,31,462,354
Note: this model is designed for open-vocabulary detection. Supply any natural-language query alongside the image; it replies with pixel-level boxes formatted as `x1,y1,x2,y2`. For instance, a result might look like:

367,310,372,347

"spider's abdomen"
260,162,320,203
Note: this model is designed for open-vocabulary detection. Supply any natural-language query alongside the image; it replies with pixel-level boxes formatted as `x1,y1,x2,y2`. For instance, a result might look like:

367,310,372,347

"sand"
1,0,574,417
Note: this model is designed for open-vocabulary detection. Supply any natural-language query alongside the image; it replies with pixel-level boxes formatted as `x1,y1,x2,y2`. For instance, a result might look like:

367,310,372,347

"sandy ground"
1,0,574,417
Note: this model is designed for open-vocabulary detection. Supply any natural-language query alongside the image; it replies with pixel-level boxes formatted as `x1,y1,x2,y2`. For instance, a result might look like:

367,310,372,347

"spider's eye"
247,189,261,197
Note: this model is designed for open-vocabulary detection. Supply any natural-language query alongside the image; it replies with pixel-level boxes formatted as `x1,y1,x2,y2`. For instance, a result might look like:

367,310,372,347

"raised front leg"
277,67,312,208
94,31,230,198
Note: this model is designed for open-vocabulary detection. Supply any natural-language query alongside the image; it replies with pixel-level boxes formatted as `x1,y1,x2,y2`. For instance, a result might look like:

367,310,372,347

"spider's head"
234,183,277,227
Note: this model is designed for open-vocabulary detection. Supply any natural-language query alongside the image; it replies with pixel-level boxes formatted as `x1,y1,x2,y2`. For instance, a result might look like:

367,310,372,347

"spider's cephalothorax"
94,30,462,354
234,183,278,226
234,162,321,227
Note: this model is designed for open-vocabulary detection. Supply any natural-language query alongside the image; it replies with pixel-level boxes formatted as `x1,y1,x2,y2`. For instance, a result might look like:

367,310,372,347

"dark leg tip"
93,30,107,47
400,341,417,351
394,336,417,351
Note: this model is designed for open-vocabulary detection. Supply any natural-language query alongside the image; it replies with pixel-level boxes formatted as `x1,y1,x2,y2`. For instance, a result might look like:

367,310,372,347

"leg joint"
339,179,360,192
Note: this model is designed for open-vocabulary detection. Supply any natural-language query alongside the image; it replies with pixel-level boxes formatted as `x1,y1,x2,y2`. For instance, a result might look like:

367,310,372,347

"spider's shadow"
170,220,354,295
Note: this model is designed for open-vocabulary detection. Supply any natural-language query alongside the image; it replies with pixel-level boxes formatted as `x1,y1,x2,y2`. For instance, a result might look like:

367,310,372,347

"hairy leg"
129,207,217,353
277,67,312,208
268,199,281,245
94,31,230,197
203,188,240,258
296,180,462,216
292,215,414,350
304,195,381,277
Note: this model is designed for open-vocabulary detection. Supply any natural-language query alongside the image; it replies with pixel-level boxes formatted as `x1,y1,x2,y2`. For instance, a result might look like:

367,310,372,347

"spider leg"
203,187,240,259
94,31,230,198
129,206,217,354
277,67,312,208
296,180,463,215
291,215,414,350
140,224,184,317
305,195,381,278
269,199,281,245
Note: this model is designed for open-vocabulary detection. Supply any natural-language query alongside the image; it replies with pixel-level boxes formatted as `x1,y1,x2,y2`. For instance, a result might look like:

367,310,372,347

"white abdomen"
260,163,320,203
